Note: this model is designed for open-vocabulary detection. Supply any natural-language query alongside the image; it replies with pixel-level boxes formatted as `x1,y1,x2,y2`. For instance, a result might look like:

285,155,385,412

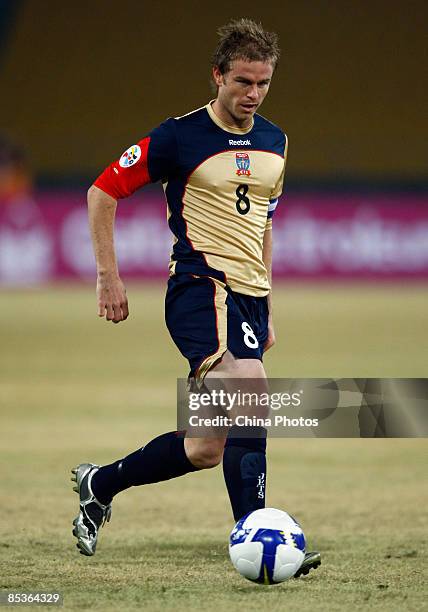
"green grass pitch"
0,283,427,611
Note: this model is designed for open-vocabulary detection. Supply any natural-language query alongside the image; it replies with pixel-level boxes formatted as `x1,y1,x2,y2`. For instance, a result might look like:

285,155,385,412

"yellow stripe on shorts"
195,278,228,385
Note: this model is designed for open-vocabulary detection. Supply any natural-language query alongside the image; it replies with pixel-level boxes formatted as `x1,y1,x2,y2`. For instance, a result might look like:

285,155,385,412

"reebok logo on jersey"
229,139,251,146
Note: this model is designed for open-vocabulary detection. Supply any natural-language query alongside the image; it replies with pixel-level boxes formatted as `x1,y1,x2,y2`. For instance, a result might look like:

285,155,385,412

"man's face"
213,59,274,125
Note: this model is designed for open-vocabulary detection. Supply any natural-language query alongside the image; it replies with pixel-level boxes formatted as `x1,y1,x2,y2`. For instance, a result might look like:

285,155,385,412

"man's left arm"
264,132,287,351
263,225,275,351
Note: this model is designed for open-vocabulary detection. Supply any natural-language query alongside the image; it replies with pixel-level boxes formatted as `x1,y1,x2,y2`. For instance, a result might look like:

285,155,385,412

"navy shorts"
165,273,269,383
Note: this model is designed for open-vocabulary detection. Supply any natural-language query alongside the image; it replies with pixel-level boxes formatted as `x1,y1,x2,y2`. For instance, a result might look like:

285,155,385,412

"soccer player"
72,18,320,578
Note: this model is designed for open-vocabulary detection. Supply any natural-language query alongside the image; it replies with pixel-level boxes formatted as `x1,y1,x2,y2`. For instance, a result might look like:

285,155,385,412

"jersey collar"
206,100,254,135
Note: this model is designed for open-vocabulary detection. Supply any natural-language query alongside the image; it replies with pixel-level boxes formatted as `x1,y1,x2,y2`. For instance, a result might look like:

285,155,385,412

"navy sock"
223,426,267,521
91,431,198,505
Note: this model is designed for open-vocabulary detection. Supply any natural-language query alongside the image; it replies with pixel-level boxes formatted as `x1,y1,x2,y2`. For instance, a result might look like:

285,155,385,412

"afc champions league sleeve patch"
119,144,142,168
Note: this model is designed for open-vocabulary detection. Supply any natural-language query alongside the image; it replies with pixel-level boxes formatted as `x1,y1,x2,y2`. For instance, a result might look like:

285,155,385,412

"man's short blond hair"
212,18,280,74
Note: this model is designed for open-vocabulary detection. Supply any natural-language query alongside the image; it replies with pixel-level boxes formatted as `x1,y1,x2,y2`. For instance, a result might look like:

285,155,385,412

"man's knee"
184,438,224,469
207,351,267,380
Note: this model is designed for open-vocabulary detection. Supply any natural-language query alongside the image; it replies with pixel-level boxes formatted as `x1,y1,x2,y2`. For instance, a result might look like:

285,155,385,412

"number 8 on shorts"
242,322,259,349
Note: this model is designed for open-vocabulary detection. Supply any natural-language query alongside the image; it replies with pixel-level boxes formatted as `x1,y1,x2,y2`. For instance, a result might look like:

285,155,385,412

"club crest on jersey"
235,152,251,176
119,144,141,168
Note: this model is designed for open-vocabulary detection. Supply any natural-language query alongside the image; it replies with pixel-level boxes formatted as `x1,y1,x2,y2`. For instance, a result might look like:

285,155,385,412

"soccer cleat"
294,551,321,578
71,463,112,556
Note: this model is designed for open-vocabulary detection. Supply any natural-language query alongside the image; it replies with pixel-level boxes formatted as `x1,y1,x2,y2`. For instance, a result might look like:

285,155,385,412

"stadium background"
0,1,427,610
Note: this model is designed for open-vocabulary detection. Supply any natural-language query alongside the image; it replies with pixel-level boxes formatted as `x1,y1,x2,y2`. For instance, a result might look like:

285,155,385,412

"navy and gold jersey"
95,102,287,297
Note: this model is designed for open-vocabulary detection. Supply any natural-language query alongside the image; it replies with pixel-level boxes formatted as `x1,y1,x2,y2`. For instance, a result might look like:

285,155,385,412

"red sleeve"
94,137,151,199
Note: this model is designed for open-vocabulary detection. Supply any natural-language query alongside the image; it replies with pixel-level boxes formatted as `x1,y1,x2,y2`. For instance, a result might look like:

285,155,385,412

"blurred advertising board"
0,190,427,285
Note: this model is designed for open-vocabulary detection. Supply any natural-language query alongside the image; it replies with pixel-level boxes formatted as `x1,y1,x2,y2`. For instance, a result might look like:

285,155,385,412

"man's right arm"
87,184,129,324
88,121,177,322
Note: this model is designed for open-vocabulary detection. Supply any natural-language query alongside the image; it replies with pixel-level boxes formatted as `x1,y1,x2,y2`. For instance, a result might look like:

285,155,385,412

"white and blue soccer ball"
229,508,306,584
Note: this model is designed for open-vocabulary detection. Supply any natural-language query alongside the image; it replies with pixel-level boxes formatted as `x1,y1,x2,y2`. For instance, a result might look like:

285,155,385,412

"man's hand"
264,317,276,352
96,273,129,323
88,186,127,323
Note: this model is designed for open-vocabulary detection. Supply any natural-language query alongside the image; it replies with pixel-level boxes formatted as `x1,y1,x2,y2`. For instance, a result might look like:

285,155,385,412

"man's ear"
212,66,224,87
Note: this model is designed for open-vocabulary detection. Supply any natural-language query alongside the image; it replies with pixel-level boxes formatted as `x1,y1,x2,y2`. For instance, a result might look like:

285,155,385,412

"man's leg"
222,431,266,521
203,351,322,578
72,432,224,556
87,352,266,516
90,431,199,505
204,351,269,521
